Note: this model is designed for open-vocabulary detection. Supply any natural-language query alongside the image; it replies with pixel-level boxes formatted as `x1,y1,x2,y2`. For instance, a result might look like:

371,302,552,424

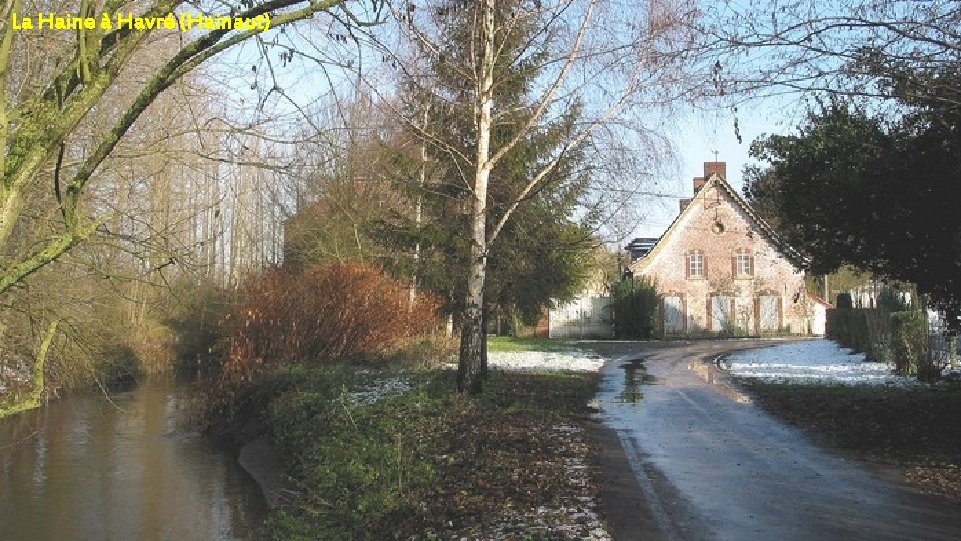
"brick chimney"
693,176,705,194
704,161,727,180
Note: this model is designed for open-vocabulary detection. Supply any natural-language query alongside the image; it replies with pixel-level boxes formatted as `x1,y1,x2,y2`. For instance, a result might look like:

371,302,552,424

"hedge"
609,276,660,339
890,310,929,377
828,308,937,379
826,308,869,354
826,307,889,361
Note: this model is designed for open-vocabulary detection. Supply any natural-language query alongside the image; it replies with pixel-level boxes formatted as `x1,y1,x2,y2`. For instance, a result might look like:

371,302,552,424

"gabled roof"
631,172,809,272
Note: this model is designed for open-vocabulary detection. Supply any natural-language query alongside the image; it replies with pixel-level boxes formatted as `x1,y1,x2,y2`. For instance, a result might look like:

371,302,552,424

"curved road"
587,340,961,541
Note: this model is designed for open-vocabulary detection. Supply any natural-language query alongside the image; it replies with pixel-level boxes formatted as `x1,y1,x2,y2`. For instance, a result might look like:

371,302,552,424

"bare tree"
698,0,961,104
356,0,700,392
0,0,385,295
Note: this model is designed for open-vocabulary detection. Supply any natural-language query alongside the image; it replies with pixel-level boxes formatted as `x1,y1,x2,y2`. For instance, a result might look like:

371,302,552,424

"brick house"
630,162,813,335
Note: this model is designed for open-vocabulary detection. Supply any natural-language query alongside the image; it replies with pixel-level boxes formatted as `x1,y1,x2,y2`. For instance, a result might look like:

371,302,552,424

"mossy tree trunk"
0,321,57,419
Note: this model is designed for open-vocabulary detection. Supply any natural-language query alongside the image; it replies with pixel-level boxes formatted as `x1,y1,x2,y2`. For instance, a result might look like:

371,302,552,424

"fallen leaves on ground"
417,371,611,539
422,406,609,539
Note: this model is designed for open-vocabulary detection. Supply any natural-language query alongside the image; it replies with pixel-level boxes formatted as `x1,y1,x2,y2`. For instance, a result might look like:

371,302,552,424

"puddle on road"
688,360,716,384
616,358,658,403
688,357,752,404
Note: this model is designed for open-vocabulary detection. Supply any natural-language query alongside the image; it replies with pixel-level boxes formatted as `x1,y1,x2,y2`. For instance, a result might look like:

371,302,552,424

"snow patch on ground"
723,339,913,385
487,350,605,372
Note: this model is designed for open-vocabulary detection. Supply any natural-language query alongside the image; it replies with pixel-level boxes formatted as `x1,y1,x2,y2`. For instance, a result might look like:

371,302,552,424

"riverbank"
215,356,614,538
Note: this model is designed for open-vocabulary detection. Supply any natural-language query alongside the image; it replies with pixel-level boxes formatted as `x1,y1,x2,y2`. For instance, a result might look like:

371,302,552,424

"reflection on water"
617,359,657,403
0,378,265,540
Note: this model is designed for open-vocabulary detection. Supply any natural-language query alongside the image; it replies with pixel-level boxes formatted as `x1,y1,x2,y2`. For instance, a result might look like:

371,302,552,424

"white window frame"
736,251,752,277
689,252,704,278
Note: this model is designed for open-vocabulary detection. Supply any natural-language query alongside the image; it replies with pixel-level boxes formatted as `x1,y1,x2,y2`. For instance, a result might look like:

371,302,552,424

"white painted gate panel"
759,296,779,332
712,296,733,331
549,295,612,338
664,296,684,333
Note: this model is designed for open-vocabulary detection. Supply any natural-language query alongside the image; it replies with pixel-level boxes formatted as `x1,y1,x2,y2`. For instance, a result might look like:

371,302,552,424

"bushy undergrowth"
229,263,439,365
161,278,232,373
204,262,439,419
225,365,598,539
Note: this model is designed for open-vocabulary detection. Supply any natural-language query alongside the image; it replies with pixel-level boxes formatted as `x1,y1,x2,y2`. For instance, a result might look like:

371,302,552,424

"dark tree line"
704,0,961,334
744,88,961,332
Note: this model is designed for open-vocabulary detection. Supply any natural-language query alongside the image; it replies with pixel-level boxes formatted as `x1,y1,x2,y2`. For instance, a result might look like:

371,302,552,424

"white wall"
811,302,827,335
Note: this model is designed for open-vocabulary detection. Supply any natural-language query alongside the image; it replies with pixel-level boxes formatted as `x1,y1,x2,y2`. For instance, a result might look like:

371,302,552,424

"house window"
687,251,704,278
735,249,753,277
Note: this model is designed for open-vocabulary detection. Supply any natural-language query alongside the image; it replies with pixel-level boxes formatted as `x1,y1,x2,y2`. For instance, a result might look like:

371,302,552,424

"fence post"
950,334,958,369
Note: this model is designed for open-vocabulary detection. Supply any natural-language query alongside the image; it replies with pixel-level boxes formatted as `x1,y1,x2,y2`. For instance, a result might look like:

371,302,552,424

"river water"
0,378,266,540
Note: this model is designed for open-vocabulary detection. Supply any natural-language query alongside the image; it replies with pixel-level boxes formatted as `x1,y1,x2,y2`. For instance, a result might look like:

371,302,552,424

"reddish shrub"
214,262,440,395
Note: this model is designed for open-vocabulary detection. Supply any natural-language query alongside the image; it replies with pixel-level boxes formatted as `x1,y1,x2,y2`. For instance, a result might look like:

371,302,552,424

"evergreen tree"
376,0,677,392
379,0,596,334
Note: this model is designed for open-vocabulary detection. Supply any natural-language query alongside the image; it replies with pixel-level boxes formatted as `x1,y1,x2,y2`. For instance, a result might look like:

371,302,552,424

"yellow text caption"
10,12,271,32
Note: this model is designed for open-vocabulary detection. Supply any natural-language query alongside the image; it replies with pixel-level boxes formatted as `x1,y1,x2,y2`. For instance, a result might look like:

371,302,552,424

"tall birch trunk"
410,106,428,307
457,0,496,394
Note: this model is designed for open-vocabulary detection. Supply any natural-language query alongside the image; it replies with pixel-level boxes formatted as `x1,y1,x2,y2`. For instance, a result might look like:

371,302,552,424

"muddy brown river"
0,378,265,540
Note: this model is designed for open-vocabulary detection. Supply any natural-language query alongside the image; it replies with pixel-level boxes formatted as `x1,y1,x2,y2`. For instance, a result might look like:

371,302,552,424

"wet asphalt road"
586,340,961,541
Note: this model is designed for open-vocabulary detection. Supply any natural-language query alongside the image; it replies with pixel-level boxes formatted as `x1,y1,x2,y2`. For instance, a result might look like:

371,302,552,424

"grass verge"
215,363,605,539
486,336,576,353
745,381,961,500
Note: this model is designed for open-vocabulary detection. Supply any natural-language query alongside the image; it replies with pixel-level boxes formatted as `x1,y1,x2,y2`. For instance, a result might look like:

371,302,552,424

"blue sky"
630,98,806,241
206,13,812,250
